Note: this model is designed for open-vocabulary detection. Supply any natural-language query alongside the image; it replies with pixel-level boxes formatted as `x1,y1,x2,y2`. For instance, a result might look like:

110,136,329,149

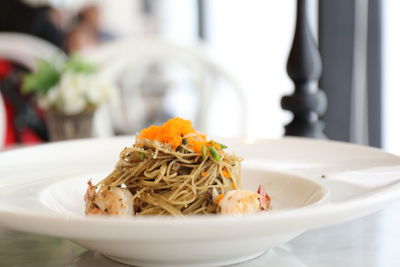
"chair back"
0,33,65,70
81,37,247,136
0,33,65,147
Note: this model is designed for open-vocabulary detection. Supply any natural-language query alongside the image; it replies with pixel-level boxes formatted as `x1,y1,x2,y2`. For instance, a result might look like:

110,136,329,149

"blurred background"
0,0,398,155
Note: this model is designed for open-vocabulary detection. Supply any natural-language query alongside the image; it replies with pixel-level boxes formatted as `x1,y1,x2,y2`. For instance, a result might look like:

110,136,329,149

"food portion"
85,117,270,216
218,190,261,215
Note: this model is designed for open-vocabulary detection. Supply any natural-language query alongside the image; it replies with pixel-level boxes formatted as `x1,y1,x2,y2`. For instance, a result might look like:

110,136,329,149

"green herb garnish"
209,146,220,162
218,143,228,149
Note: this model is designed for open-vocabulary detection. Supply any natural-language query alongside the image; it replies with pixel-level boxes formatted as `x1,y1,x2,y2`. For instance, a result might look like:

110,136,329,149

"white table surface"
1,201,400,267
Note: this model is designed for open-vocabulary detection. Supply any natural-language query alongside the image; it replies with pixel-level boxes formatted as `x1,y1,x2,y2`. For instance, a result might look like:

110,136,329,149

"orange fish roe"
215,194,225,205
187,135,207,153
208,140,222,150
138,117,207,153
222,167,231,178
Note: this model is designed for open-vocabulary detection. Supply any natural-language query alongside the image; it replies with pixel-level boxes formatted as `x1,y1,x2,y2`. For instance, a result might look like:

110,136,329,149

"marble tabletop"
1,201,400,267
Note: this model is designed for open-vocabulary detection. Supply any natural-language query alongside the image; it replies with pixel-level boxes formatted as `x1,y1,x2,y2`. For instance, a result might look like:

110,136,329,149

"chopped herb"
209,146,220,162
201,145,207,160
218,143,228,149
139,152,145,161
182,138,187,145
321,174,326,179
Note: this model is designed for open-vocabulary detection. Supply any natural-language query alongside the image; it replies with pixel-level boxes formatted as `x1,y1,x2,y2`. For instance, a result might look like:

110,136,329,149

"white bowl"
40,168,328,216
37,168,328,266
1,137,400,266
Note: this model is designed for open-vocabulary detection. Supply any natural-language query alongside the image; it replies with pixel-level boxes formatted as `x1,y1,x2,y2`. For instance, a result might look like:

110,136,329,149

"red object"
3,98,42,147
0,59,43,147
0,59,12,79
0,59,15,146
3,98,17,146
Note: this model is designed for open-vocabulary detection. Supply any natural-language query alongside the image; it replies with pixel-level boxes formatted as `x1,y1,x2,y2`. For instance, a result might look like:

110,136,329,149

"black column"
367,0,382,147
319,0,355,143
281,0,327,138
197,0,206,40
319,0,382,147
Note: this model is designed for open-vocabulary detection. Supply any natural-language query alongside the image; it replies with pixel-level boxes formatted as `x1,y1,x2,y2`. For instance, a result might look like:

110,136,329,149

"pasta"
85,118,243,216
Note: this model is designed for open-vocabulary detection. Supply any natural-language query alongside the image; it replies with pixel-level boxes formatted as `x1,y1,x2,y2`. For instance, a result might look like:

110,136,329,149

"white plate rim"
1,137,400,241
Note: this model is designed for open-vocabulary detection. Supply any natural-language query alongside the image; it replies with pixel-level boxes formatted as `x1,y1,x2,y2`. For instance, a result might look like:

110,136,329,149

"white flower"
86,77,112,105
39,72,114,115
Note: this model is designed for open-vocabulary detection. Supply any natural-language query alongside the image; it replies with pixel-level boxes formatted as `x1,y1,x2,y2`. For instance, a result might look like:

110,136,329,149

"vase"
45,110,95,141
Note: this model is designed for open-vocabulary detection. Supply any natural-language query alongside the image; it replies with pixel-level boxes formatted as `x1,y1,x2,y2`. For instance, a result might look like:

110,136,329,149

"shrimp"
218,190,261,215
84,180,133,216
